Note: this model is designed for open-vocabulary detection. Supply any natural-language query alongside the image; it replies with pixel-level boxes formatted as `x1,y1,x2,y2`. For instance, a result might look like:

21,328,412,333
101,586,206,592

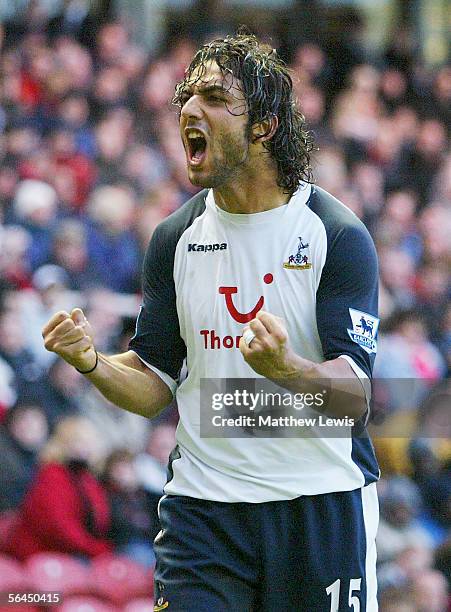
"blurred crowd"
0,2,449,610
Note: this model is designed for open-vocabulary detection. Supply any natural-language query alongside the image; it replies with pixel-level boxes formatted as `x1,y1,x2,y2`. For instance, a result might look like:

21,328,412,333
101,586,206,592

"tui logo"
219,273,273,323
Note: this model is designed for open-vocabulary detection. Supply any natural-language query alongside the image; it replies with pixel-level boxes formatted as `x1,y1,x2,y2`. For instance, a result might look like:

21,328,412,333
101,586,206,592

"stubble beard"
188,126,251,189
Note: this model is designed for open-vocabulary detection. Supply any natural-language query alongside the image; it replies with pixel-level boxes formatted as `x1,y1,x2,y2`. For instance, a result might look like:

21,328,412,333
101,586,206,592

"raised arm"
42,308,173,419
43,216,189,419
240,210,379,421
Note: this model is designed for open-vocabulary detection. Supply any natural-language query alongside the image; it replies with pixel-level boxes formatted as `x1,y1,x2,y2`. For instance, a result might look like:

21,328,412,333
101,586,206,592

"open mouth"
186,130,207,166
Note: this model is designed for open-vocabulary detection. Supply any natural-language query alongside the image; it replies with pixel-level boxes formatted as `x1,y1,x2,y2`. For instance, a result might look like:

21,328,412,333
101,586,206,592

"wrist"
271,351,320,391
279,349,307,379
75,351,99,374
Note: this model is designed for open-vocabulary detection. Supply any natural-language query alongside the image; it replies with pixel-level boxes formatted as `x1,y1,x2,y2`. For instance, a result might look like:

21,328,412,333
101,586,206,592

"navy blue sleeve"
312,189,379,378
128,190,207,382
128,223,186,382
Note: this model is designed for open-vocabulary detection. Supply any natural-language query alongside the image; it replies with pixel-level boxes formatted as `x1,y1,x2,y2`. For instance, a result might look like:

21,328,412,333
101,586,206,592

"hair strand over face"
173,32,315,194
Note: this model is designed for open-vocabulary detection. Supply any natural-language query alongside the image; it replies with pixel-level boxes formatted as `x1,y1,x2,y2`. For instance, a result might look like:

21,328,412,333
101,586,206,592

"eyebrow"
199,84,228,94
185,83,231,97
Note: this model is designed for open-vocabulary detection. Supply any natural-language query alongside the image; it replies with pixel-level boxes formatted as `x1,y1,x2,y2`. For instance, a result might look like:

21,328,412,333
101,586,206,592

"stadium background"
0,0,449,610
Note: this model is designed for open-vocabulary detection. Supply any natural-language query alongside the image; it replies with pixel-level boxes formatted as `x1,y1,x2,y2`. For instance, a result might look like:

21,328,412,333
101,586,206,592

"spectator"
0,355,17,416
416,380,451,441
438,303,451,375
376,476,433,565
0,404,48,512
38,359,84,427
135,423,177,497
418,201,450,264
0,225,32,289
393,119,448,207
85,185,141,293
378,248,416,311
380,67,410,112
377,544,434,602
410,569,449,612
16,264,78,367
51,219,95,291
377,190,421,264
103,449,159,567
13,180,58,271
332,64,381,150
379,587,416,612
0,305,47,404
49,127,96,211
434,537,451,590
409,438,450,543
78,385,150,454
6,416,111,561
0,7,448,598
375,310,446,382
56,93,95,159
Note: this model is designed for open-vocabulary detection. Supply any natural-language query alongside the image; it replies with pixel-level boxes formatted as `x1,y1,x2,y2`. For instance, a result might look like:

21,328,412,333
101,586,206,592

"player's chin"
187,170,205,186
187,167,216,188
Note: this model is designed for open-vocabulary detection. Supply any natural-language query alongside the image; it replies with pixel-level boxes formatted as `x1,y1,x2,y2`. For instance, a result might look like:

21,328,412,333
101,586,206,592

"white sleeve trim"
338,354,372,422
131,351,177,397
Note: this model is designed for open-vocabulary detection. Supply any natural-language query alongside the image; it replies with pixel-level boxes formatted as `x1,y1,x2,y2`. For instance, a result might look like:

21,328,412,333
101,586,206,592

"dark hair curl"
173,32,315,194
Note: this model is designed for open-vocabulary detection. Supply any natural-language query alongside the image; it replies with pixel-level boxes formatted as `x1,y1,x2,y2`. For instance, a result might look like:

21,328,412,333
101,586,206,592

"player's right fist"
42,308,97,372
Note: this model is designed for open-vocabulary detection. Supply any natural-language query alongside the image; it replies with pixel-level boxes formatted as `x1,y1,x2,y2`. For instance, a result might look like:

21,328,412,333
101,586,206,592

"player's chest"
173,222,324,334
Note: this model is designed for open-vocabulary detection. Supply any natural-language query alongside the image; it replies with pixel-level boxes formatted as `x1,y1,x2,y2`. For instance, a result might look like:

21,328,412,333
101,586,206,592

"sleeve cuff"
131,351,177,397
338,354,372,422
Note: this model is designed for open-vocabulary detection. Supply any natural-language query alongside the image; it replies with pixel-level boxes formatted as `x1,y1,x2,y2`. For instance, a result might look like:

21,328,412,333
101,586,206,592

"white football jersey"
130,183,380,502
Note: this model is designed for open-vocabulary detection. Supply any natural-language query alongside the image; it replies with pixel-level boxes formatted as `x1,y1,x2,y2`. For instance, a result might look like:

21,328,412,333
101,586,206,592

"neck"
213,158,291,214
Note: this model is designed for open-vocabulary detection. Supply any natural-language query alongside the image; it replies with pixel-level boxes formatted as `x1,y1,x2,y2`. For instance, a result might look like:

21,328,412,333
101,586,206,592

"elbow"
133,392,173,419
346,400,367,422
324,391,367,421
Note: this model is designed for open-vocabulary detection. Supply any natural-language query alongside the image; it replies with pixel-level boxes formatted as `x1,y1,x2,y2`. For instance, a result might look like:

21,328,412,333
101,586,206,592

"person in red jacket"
7,416,112,561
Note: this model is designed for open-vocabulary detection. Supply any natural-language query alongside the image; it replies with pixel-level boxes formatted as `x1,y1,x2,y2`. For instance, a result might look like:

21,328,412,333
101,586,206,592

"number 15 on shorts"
326,578,362,611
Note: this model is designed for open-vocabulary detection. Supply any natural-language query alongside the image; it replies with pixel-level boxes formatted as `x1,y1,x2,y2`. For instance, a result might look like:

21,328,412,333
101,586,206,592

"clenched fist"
42,308,97,372
239,310,297,380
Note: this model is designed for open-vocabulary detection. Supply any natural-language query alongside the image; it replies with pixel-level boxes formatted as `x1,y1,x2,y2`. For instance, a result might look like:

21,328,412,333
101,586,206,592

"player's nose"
180,94,204,121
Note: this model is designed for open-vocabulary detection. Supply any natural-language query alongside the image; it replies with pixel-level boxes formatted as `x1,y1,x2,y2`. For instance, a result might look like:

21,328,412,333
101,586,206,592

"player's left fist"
239,310,296,379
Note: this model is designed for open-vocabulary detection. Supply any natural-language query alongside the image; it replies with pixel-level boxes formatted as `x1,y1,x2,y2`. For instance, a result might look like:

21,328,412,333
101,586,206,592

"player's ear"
251,115,278,144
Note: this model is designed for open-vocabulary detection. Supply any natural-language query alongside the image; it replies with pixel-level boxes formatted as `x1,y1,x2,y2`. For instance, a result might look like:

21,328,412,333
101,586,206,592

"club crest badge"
283,236,312,270
347,308,379,354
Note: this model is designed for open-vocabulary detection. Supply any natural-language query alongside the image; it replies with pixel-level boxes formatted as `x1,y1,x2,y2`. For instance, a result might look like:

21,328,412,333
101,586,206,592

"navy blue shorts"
153,484,378,612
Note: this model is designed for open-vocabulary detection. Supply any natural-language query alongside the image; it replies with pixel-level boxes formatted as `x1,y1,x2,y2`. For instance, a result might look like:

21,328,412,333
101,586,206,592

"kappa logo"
347,308,379,354
188,242,227,253
283,236,312,270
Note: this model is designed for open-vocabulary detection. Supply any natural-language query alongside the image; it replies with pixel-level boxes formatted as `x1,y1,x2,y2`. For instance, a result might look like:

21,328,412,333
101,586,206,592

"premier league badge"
347,308,379,354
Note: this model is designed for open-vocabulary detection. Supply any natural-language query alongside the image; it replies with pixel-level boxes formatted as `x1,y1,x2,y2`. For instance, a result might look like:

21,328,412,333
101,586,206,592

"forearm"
83,351,173,419
274,352,367,420
42,310,174,418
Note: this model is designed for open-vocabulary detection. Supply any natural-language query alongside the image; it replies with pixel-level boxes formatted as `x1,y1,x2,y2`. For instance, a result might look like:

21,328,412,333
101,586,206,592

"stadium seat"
0,553,30,591
124,598,154,612
55,596,118,612
0,607,39,612
91,555,153,605
25,553,93,596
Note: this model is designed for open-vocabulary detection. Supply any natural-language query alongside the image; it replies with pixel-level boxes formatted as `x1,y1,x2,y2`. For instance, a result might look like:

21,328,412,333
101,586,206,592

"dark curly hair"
173,32,315,194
